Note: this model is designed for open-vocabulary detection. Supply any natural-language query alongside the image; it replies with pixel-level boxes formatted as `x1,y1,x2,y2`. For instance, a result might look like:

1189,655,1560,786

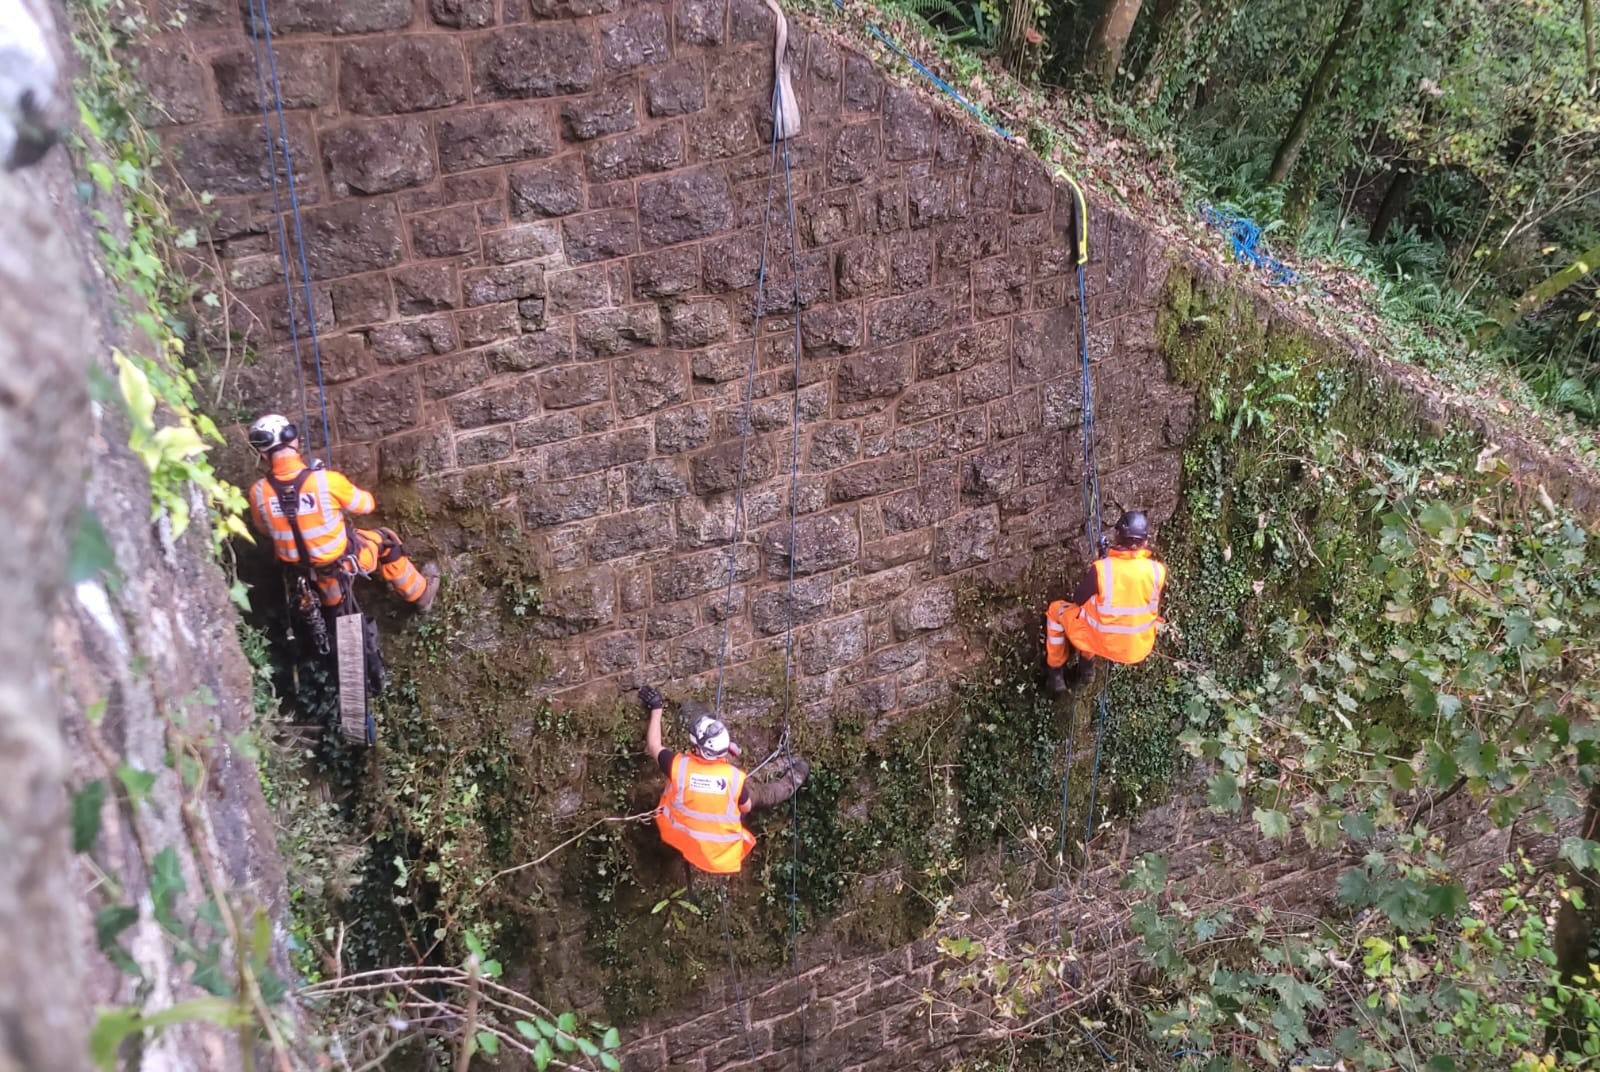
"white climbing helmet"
689,713,732,761
248,413,297,456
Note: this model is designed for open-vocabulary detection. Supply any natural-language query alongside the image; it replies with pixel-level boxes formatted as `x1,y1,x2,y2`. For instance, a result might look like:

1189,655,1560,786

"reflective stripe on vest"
657,755,752,871
259,469,349,564
1082,555,1163,636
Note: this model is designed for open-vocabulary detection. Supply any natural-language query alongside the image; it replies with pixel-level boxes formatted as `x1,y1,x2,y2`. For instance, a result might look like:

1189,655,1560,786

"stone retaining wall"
143,0,1193,716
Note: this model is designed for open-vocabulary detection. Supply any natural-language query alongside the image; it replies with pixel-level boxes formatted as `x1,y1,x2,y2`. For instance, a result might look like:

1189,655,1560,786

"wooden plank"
336,613,368,744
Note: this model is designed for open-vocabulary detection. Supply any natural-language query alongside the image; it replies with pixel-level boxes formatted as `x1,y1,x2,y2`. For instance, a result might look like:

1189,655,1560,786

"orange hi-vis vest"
1063,548,1167,664
657,754,755,875
248,452,374,568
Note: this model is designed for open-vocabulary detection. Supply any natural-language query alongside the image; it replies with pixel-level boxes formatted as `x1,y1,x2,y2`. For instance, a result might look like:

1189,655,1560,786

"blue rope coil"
1199,202,1299,286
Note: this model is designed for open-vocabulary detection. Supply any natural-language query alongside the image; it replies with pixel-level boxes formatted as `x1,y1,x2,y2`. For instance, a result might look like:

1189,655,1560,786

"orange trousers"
315,527,427,607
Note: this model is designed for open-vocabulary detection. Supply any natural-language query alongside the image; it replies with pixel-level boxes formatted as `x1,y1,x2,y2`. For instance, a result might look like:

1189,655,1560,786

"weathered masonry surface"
148,0,1194,718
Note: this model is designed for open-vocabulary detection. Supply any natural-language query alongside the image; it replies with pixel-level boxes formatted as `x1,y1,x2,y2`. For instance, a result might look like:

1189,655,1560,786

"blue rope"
248,0,333,454
829,0,1011,138
244,0,312,448
1199,202,1299,286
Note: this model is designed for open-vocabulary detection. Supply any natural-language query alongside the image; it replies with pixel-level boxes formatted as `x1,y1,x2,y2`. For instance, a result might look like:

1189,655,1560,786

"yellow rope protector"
1054,169,1089,267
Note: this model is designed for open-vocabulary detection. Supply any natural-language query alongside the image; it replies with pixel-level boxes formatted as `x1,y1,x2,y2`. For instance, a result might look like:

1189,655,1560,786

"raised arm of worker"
325,467,375,515
640,684,665,761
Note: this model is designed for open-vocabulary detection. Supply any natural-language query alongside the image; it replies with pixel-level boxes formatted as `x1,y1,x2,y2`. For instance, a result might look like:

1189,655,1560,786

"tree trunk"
1084,0,1147,91
1585,0,1597,95
1267,0,1367,185
1367,165,1417,244
1131,0,1184,103
997,0,1037,79
1487,238,1600,331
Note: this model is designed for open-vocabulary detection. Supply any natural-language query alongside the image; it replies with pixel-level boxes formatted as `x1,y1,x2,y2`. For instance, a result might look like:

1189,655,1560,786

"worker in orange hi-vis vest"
640,685,808,877
1044,510,1167,693
245,414,440,612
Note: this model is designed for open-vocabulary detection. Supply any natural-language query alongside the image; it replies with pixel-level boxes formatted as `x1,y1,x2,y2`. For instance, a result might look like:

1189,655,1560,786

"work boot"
1068,657,1096,687
415,563,442,613
1045,666,1067,695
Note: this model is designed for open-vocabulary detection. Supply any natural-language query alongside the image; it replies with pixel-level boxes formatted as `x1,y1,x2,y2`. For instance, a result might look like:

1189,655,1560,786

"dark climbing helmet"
1114,510,1151,547
248,413,298,456
683,701,732,761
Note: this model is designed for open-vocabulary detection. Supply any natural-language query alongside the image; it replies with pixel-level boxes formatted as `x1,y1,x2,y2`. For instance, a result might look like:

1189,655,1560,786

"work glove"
638,684,664,714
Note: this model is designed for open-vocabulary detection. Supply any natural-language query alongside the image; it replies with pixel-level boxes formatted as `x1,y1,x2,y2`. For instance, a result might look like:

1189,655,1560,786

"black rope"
717,882,760,1062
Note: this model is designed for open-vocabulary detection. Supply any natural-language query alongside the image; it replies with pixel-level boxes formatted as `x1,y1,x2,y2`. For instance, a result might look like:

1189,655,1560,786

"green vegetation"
851,0,1600,455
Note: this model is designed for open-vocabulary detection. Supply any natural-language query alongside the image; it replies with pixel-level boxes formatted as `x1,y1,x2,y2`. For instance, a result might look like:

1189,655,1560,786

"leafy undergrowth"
795,0,1600,484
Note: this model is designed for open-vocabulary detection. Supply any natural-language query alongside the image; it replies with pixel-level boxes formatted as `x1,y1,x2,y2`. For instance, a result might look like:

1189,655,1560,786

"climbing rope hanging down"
703,62,811,1068
1049,173,1114,941
245,0,333,456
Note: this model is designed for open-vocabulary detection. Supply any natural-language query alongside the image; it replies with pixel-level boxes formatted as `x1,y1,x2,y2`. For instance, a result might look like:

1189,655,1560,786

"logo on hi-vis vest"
268,493,317,518
687,773,729,794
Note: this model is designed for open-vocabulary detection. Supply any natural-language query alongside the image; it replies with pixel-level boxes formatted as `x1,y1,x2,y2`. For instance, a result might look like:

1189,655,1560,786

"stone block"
861,529,931,574
632,247,701,299
437,103,559,171
908,173,970,228
867,287,962,348
305,334,370,385
590,508,675,562
600,6,669,71
388,265,459,318
652,547,757,603
529,568,616,638
638,168,733,248
688,107,757,163
973,253,1030,318
728,0,773,40
472,25,598,100
768,509,858,577
339,38,468,117
584,126,684,183
647,603,697,639
445,380,538,428
379,424,453,481
836,349,911,403
961,444,1018,505
891,581,956,639
331,274,393,327
421,351,489,399
891,243,933,293
509,156,586,220
169,116,318,200
692,437,775,495
430,0,496,27
916,321,1008,379
835,241,888,299
250,0,410,34
483,222,564,266
807,422,860,469
992,391,1040,441
826,123,880,186
300,201,405,280
643,63,705,121
1013,307,1074,385
131,43,209,126
536,364,609,410
1014,158,1054,214
626,459,689,505
799,613,867,675
675,0,726,44
523,473,609,527
461,263,544,307
369,315,457,365
409,207,480,260
960,360,1012,407
546,428,652,478
935,508,999,573
515,412,581,449
656,404,713,453
749,574,833,635
529,0,621,14
572,305,657,358
456,427,513,467
485,331,571,371
589,632,641,675
323,117,434,197
896,381,954,425
701,230,763,292
828,452,919,510
881,475,958,534
662,300,731,348
615,353,689,417
563,209,639,264
882,86,933,161
542,266,613,318
337,371,419,441
561,87,638,141
797,304,862,357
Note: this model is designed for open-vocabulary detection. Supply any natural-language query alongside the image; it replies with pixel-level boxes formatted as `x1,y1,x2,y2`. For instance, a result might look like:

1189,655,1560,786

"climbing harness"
1199,202,1299,286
